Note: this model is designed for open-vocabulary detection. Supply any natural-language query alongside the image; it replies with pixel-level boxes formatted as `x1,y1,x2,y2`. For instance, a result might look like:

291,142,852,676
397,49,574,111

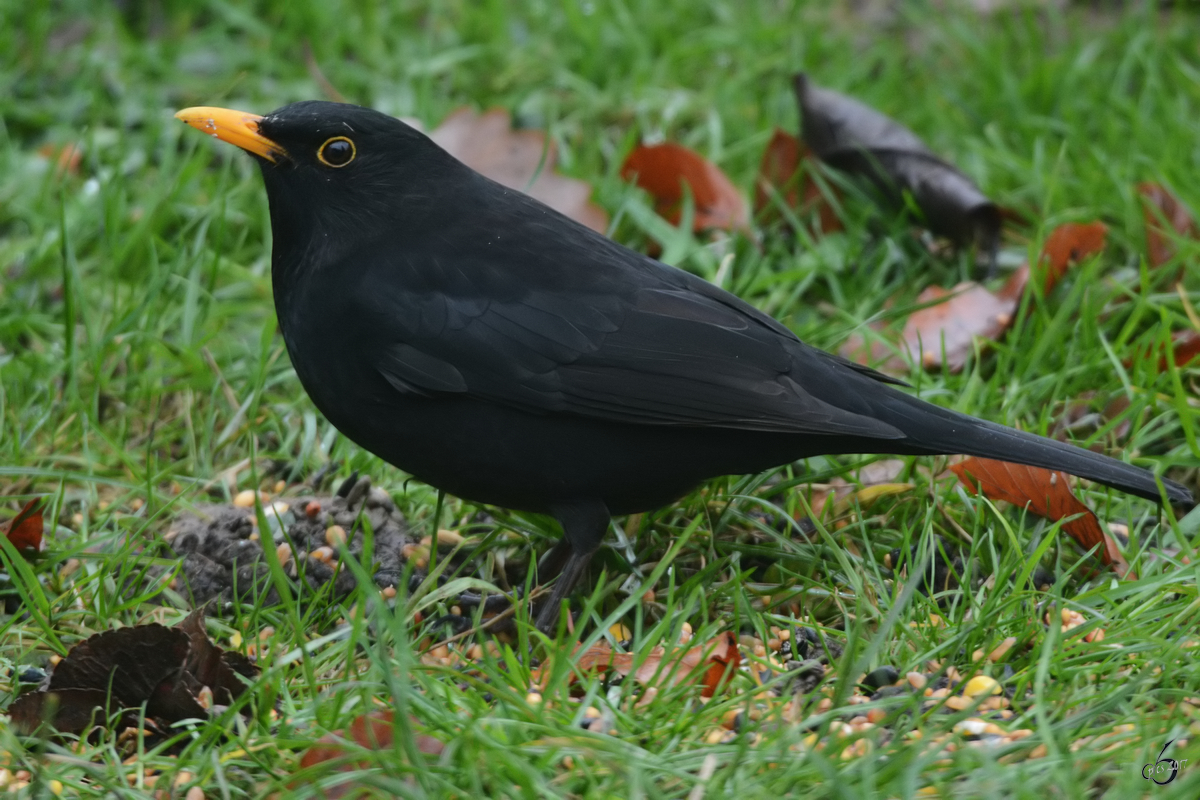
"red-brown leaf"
621,143,749,233
850,221,1106,374
897,271,1026,372
950,457,1129,575
1038,222,1108,294
298,711,444,798
753,129,841,233
429,108,608,233
3,499,44,552
536,631,741,699
1138,182,1197,268
1161,330,1200,372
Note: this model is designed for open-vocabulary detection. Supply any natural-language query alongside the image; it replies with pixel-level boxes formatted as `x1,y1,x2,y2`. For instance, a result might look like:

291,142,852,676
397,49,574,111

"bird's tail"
878,392,1192,506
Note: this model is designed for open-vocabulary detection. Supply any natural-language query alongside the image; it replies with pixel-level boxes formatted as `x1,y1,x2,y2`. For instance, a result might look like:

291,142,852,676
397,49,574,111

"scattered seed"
945,695,971,711
972,649,984,662
186,787,205,800
963,675,1001,698
988,637,1016,662
526,692,543,705
197,686,213,710
325,525,347,547
382,586,397,599
274,479,286,493
907,672,927,690
1029,744,1048,759
233,490,258,508
867,708,886,724
305,501,322,518
311,546,334,563
954,718,989,736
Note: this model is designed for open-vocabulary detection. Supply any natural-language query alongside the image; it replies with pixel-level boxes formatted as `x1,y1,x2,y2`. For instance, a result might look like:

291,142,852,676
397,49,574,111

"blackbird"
177,101,1191,632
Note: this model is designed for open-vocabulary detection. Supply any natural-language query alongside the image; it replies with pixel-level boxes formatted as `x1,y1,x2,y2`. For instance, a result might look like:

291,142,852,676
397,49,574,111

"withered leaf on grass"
844,221,1108,374
429,108,608,233
534,631,741,699
8,609,257,735
795,73,999,258
298,711,445,799
754,129,842,234
620,143,749,233
3,498,44,553
950,457,1129,576
1138,182,1197,269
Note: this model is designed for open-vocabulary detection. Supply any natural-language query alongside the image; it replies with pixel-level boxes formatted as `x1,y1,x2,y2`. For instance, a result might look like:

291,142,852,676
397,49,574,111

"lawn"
1,1,1199,797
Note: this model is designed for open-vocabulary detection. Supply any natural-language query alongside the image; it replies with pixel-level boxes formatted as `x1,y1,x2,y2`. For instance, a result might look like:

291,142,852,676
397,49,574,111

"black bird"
176,101,1191,632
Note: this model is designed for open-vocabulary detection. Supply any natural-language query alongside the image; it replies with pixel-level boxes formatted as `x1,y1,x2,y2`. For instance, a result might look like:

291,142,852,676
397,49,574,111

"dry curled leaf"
7,609,257,736
3,498,44,553
620,142,749,233
535,631,740,699
1137,182,1196,269
754,128,842,234
298,711,445,798
795,73,999,261
951,457,1129,576
430,108,608,233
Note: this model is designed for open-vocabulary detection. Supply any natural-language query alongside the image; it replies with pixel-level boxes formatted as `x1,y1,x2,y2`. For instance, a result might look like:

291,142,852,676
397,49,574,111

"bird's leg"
534,501,610,636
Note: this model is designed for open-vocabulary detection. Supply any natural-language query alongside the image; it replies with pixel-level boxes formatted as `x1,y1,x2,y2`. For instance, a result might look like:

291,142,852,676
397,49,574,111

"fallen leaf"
848,221,1107,373
3,498,44,552
298,711,444,798
1037,222,1108,294
950,457,1129,575
620,142,749,233
1137,182,1197,269
429,108,608,233
795,73,999,259
1051,392,1133,447
536,631,741,699
754,129,842,233
37,142,83,177
1160,330,1200,372
897,271,1026,372
7,609,258,736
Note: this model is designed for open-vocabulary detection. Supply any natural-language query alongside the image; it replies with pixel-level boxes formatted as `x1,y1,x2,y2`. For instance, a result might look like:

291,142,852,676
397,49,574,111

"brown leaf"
950,457,1129,575
897,272,1026,372
7,611,259,736
1051,392,1133,447
620,143,749,233
536,631,741,699
1037,222,1107,294
298,711,444,798
854,221,1107,374
429,108,607,233
1160,330,1200,372
753,129,842,233
3,498,44,552
1138,182,1197,268
37,142,83,177
177,609,257,706
795,73,999,259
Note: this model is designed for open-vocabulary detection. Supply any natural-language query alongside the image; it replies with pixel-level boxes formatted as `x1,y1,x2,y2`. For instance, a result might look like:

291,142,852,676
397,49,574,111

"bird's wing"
365,246,904,439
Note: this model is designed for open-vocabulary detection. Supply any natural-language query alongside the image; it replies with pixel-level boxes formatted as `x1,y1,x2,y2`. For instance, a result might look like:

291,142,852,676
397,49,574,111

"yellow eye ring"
317,136,356,167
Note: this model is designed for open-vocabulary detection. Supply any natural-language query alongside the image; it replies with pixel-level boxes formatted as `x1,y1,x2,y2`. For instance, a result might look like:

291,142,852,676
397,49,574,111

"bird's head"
176,101,460,274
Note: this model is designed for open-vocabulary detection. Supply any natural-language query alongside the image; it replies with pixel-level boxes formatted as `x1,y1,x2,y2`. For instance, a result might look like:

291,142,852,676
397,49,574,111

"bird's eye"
317,136,355,167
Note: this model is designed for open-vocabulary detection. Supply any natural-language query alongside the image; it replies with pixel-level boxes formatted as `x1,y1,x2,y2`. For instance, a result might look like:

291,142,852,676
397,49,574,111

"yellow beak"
174,106,288,163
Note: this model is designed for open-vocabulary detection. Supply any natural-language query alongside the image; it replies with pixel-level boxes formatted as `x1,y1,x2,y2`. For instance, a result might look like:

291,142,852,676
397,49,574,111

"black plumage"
178,101,1191,632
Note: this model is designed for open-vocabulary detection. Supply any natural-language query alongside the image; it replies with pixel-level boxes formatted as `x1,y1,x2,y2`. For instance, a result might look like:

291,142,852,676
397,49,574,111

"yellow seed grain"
963,675,1001,698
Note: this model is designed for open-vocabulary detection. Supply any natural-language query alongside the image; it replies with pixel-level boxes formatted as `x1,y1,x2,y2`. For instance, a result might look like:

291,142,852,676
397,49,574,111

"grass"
1,0,1200,797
